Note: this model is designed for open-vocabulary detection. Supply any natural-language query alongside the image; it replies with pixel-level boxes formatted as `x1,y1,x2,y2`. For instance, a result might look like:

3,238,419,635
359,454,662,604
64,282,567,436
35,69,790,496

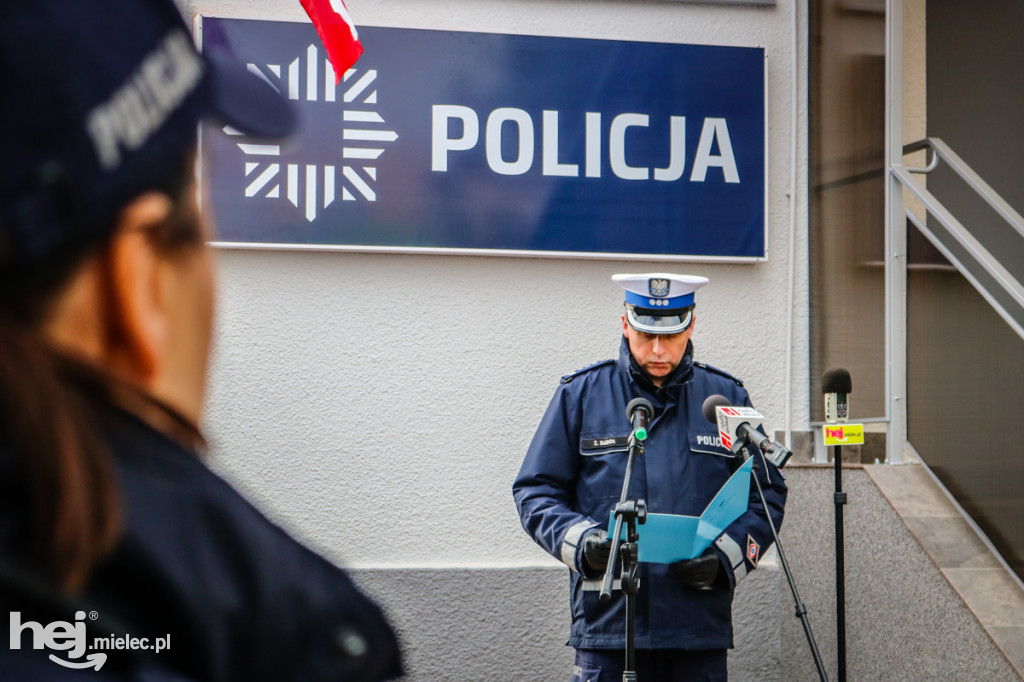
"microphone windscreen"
626,397,654,420
701,394,732,425
822,368,852,394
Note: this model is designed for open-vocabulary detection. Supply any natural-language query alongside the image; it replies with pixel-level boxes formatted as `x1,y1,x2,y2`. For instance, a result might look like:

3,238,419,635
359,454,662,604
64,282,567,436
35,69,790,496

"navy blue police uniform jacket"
0,396,402,682
513,337,787,651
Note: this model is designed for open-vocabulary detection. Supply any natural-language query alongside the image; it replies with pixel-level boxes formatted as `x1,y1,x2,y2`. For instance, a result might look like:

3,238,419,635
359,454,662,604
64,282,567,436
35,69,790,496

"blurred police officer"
0,1,400,679
514,273,787,681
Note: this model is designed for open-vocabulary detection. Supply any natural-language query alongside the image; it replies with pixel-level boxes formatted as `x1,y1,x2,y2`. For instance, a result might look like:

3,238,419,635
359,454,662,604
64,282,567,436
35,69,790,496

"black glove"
669,547,721,589
582,529,612,572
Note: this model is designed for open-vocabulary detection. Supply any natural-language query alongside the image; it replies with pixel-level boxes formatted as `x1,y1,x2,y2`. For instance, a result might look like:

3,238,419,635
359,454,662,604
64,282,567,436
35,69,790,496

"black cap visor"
625,305,694,335
203,50,296,139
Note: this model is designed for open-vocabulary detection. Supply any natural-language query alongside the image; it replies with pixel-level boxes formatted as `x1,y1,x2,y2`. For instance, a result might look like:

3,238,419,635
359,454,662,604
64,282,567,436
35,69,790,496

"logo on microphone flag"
822,423,865,447
715,405,762,451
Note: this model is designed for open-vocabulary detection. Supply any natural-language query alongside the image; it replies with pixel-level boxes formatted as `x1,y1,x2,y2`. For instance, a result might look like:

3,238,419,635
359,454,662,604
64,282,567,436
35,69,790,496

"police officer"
0,1,400,679
513,273,787,681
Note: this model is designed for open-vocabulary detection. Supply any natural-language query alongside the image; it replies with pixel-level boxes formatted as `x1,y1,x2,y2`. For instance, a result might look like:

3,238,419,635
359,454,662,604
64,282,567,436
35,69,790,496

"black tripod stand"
699,393,827,679
599,398,652,682
747,447,829,681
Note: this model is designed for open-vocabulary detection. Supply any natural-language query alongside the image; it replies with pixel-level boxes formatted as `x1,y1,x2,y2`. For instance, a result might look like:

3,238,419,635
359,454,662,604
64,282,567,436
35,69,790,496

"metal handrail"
903,139,939,174
902,137,1024,242
894,137,1024,343
902,206,1024,342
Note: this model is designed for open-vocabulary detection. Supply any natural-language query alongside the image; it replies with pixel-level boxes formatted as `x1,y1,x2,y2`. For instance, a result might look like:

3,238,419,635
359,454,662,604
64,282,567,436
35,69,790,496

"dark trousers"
570,647,728,682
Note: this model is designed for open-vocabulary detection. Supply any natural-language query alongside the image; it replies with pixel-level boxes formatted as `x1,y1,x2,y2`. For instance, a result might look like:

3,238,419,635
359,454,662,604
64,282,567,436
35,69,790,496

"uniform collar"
57,353,207,455
618,335,695,396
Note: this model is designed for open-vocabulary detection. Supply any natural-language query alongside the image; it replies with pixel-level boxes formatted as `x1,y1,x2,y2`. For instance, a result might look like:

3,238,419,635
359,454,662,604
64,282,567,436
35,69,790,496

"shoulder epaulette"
560,359,615,384
694,361,744,387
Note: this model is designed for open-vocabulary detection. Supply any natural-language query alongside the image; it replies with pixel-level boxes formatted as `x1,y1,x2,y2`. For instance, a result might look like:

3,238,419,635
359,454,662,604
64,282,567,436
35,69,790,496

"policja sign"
199,18,766,260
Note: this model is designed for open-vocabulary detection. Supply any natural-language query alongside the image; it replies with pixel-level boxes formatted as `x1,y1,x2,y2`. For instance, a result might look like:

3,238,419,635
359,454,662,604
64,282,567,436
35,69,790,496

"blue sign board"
199,18,766,260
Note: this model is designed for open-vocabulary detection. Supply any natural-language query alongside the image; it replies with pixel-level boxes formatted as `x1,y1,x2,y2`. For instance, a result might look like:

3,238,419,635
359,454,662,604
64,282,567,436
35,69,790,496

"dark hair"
0,150,201,593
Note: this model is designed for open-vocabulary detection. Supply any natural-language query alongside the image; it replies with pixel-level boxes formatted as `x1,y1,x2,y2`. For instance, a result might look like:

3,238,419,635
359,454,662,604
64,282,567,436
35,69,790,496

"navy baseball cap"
0,0,295,262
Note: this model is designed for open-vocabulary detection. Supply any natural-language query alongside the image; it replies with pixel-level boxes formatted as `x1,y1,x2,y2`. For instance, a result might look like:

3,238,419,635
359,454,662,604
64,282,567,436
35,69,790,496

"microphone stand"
599,429,647,682
832,441,847,682
745,446,829,682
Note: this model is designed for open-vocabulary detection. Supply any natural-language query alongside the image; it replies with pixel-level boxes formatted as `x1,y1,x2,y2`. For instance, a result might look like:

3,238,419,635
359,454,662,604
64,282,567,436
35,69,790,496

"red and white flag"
299,0,364,84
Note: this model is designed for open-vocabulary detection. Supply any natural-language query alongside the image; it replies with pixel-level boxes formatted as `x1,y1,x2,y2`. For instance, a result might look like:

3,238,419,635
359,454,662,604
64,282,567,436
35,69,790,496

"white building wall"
179,1,808,676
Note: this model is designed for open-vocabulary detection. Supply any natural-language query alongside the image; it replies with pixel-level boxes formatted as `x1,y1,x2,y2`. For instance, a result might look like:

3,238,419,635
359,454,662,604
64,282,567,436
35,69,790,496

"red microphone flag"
299,0,364,84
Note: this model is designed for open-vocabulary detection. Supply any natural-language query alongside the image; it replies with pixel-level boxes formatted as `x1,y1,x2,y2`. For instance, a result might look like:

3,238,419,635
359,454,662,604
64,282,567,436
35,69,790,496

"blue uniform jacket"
513,337,787,650
0,398,402,681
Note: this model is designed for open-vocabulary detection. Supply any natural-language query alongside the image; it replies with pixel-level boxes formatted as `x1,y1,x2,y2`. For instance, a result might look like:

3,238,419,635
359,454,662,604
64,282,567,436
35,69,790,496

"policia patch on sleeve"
746,534,761,567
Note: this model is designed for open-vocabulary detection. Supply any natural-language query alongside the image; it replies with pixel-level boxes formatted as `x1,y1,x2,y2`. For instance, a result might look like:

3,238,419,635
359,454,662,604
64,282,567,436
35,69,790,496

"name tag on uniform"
581,437,629,449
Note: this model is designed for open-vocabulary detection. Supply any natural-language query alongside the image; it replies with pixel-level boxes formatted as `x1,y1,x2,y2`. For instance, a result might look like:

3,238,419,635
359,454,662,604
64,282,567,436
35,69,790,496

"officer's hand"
582,529,612,572
669,547,721,590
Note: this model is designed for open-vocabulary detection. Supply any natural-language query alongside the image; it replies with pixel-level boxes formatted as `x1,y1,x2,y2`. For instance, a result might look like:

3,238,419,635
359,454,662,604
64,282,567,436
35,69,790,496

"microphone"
700,393,766,452
700,393,731,425
763,440,793,469
822,368,852,424
626,397,654,441
700,394,792,468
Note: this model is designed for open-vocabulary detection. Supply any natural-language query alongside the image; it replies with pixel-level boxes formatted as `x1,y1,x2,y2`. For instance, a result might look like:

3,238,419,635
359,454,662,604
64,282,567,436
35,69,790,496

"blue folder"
608,457,753,563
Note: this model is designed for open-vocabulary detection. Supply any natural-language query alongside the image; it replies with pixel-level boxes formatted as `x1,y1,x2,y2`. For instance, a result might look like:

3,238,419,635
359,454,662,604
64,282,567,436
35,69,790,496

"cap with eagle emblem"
612,272,709,335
